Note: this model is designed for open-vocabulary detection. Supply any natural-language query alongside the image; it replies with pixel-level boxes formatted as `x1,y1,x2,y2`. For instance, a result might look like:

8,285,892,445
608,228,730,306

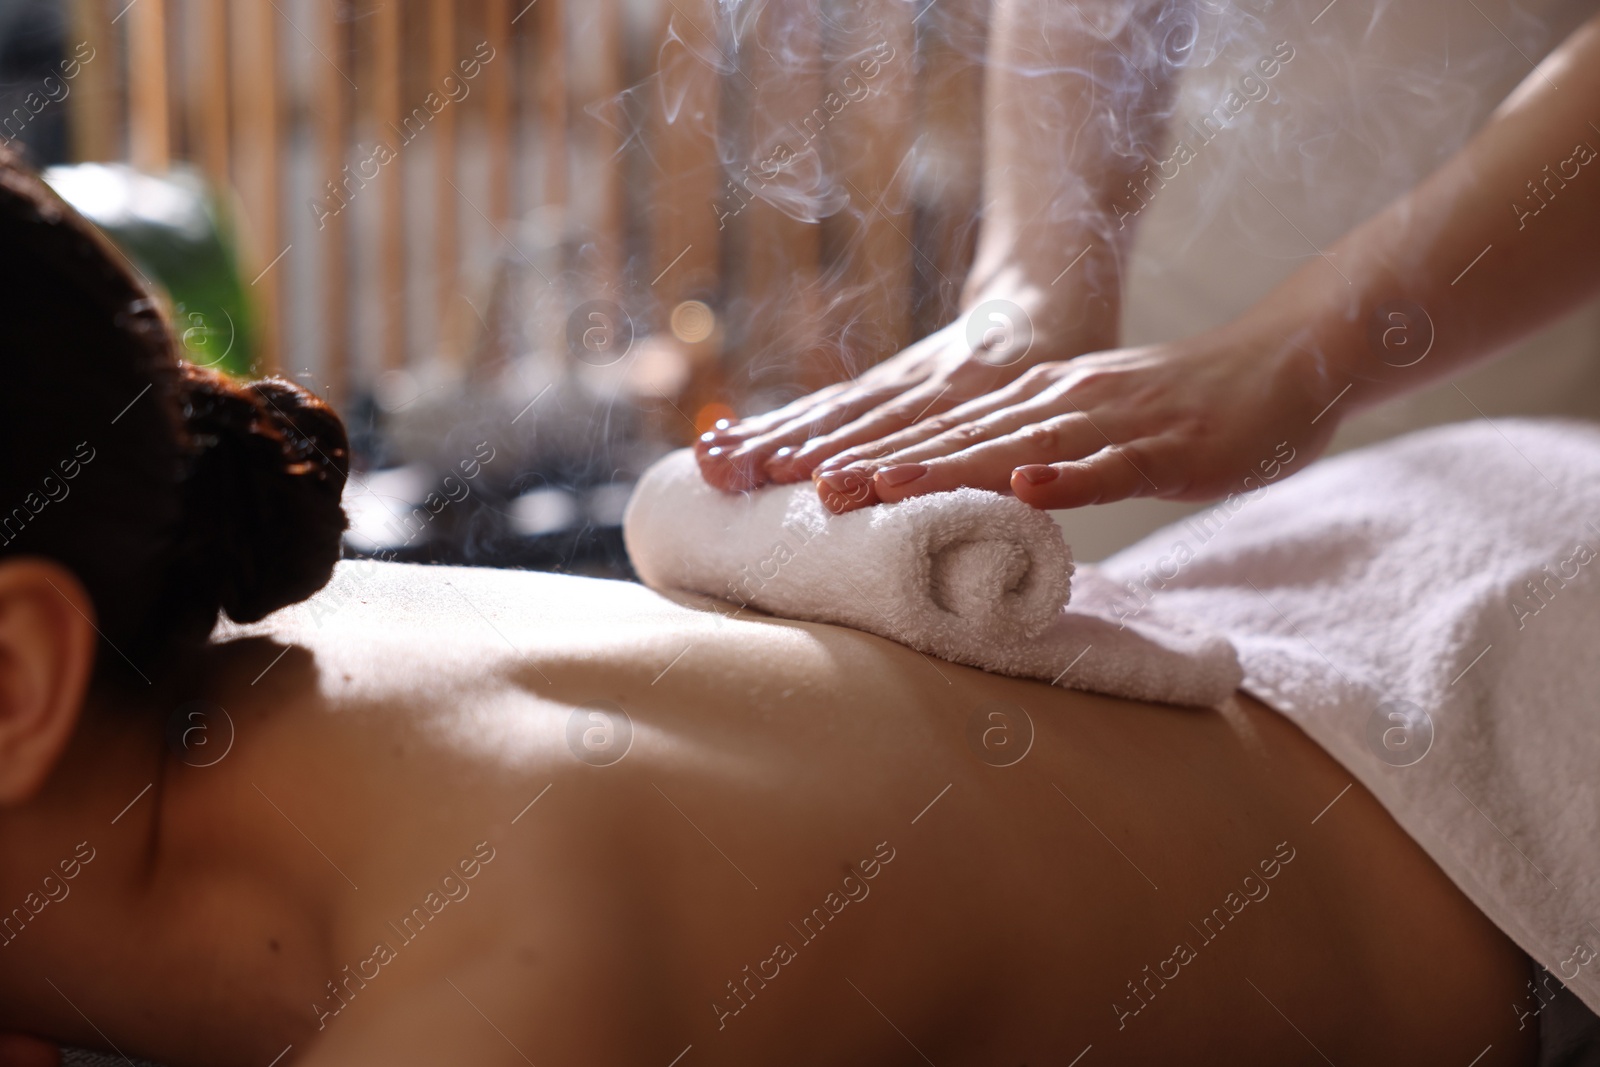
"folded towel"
623,449,1241,706
1095,418,1600,1014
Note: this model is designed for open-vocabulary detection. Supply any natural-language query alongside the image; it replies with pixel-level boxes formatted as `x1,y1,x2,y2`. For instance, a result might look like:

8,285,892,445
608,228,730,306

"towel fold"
623,449,1242,706
1095,418,1600,1013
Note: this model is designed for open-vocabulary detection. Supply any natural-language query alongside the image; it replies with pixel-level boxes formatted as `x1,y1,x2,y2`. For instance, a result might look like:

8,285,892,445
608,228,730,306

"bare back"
151,561,1534,1067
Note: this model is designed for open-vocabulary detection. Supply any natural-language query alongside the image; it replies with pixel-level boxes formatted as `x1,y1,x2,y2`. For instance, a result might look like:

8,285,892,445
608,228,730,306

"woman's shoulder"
219,559,916,693
224,560,696,640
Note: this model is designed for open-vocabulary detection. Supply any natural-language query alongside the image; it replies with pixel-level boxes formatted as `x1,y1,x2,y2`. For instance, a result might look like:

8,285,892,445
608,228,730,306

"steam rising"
610,0,1594,387
372,0,1596,566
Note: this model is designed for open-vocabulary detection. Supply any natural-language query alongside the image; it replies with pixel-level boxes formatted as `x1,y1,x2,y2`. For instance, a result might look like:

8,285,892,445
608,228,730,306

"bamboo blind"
63,0,983,432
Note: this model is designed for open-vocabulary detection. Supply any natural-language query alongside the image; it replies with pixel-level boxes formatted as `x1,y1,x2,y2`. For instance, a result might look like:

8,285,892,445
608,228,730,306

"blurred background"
6,0,1600,579
1,0,979,578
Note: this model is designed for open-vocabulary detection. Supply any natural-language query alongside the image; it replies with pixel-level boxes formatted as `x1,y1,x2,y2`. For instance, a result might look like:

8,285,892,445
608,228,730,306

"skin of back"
5,563,1536,1067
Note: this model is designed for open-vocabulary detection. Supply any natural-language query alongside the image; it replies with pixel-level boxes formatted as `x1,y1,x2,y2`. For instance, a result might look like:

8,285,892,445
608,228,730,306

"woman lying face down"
0,153,1540,1067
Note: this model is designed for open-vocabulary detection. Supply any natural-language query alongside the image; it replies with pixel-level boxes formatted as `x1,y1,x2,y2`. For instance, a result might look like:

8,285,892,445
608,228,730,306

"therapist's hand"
694,314,1055,492
694,283,1123,493
807,325,1339,513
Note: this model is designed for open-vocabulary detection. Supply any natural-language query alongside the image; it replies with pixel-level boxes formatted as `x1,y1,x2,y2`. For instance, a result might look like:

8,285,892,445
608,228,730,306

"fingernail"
817,469,872,510
876,463,927,487
1016,465,1059,485
764,446,795,474
699,430,735,448
703,446,765,490
713,418,733,431
817,470,860,493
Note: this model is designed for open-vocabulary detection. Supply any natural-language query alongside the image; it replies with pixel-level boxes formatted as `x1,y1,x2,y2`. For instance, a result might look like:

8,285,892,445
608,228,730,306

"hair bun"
170,364,350,626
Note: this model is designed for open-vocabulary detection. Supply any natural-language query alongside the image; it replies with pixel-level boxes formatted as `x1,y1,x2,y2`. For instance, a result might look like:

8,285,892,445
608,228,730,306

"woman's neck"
0,641,337,1067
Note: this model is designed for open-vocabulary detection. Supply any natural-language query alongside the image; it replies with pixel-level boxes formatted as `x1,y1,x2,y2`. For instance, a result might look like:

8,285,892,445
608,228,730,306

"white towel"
1095,418,1600,1013
623,449,1242,706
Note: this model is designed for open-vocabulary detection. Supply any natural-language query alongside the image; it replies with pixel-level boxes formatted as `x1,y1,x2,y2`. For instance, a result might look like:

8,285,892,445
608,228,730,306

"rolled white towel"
626,448,1071,644
624,450,1242,707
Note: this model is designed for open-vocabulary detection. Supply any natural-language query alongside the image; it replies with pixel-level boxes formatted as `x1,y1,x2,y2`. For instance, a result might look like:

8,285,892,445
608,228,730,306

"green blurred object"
41,162,256,376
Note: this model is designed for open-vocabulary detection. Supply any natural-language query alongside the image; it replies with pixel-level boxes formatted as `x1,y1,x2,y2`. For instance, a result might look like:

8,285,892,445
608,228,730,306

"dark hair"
0,146,348,670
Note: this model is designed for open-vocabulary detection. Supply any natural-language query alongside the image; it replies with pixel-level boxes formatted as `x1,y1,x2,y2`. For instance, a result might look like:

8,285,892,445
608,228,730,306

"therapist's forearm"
962,0,1189,353
1241,10,1600,416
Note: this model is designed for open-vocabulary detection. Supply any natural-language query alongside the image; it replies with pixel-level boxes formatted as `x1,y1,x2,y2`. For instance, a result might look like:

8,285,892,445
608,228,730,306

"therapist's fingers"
696,329,961,489
814,466,882,513
696,382,906,490
810,369,1065,475
770,378,974,480
805,392,1026,476
695,382,852,452
1012,441,1177,510
869,414,1111,500
817,413,1109,512
730,382,914,465
778,360,1029,480
863,407,1109,475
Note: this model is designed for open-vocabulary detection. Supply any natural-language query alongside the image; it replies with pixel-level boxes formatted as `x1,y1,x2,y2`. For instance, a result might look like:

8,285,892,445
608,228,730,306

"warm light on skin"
0,560,1543,1064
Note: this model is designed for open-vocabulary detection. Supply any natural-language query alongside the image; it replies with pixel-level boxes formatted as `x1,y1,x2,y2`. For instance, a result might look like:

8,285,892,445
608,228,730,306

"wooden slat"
726,0,825,398
819,0,916,380
473,0,562,375
464,0,514,372
128,0,170,170
485,0,512,225
554,0,623,298
232,0,282,373
911,0,986,333
649,0,723,426
168,0,189,160
192,0,230,188
67,0,119,162
374,0,406,371
430,0,459,366
533,0,568,215
650,0,721,298
316,0,350,402
70,0,982,411
587,0,625,290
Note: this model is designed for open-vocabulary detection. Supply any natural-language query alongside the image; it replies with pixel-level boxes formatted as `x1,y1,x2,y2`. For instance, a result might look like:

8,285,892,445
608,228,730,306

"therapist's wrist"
959,250,1123,365
1229,235,1459,424
1213,288,1372,434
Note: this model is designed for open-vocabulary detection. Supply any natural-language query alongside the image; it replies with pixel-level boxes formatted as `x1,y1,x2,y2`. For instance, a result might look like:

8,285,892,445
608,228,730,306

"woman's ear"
0,559,97,804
